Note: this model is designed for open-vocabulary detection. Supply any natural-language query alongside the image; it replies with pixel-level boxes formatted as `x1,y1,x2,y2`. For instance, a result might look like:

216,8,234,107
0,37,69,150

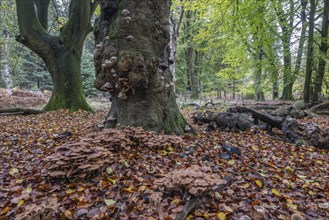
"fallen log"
230,107,329,149
309,100,329,115
229,106,283,129
0,108,43,115
194,106,328,149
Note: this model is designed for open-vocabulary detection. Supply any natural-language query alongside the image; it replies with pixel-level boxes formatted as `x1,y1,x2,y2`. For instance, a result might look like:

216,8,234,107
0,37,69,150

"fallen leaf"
319,203,329,209
217,212,226,220
17,199,24,207
0,206,10,215
104,199,116,206
171,205,184,213
271,188,281,197
255,180,263,188
108,178,116,185
106,167,113,175
64,210,72,218
122,187,136,193
9,168,19,175
223,205,233,213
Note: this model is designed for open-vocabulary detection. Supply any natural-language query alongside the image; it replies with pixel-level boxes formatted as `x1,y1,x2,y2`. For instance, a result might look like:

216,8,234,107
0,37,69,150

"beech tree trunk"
0,30,13,96
272,67,279,99
304,0,316,103
169,8,184,87
273,0,294,100
313,0,329,103
255,49,265,101
185,10,199,100
292,0,307,91
15,0,95,111
94,0,188,134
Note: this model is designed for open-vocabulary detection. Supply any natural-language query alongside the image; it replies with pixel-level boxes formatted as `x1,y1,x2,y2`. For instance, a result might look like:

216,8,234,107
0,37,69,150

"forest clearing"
1,0,329,219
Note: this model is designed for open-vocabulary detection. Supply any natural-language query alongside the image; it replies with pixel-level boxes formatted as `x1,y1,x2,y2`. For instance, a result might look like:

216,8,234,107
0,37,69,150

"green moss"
42,46,94,113
163,112,187,135
43,93,93,112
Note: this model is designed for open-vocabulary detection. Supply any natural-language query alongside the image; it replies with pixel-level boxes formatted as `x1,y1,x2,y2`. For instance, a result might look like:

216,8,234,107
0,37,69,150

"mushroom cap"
156,165,227,195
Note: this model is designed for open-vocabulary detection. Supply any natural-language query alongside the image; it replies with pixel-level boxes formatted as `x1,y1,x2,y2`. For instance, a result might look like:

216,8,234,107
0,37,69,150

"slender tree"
183,10,200,99
169,3,184,86
304,0,316,103
272,0,295,100
313,0,329,103
292,0,308,90
94,0,188,134
15,0,98,111
0,0,15,95
0,30,13,95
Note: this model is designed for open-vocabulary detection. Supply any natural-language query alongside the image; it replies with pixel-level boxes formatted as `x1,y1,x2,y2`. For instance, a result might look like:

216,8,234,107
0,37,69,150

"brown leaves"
0,88,48,109
1,101,329,219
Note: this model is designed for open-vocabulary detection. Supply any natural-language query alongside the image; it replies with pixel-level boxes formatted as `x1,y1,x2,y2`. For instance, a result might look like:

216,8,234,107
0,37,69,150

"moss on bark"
15,0,94,112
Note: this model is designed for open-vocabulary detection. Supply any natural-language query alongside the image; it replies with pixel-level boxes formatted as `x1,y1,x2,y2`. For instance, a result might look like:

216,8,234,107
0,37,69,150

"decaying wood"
194,106,329,149
175,175,233,220
309,100,329,115
229,106,328,147
229,106,283,129
0,108,43,115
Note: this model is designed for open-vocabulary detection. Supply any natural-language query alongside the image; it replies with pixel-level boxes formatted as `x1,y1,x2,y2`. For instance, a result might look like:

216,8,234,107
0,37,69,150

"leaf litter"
0,107,328,219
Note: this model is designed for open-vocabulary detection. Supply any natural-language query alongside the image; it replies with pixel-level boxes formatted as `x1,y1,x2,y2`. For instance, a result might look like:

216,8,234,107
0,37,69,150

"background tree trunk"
272,0,294,100
272,67,279,99
184,10,199,100
169,8,184,88
255,49,265,101
292,0,307,92
0,30,13,96
94,0,188,134
304,0,316,103
313,0,329,103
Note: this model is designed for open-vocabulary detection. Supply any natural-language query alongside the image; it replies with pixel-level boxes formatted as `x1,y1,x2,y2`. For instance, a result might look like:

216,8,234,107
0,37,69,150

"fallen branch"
175,175,233,220
229,106,283,129
0,108,43,115
309,100,329,115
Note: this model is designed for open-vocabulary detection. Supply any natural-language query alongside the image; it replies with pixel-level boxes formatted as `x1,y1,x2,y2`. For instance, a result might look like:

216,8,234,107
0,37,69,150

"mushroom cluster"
156,165,227,195
45,127,183,179
121,127,183,149
83,127,183,150
45,142,112,179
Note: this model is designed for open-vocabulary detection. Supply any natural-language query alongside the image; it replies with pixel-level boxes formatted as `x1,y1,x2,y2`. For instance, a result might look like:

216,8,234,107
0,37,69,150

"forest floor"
0,89,328,220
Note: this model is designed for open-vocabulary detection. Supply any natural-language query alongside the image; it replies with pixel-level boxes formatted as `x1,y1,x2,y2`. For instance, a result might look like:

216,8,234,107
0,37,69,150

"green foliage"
172,0,304,99
81,46,99,97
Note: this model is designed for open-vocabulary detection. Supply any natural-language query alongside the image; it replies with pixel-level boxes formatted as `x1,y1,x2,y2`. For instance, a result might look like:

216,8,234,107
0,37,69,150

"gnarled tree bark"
15,0,97,111
94,0,188,134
